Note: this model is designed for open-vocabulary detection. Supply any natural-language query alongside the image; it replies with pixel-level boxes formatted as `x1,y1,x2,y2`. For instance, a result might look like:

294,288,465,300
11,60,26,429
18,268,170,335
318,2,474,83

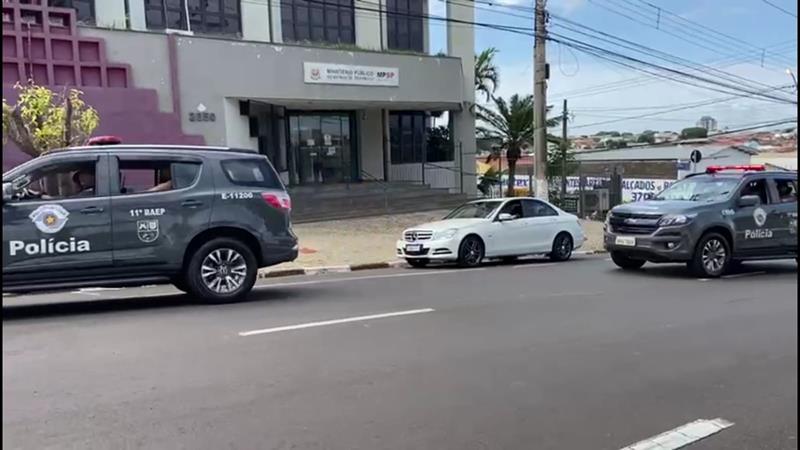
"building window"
49,0,95,24
387,0,423,52
281,0,355,45
145,0,241,36
390,112,453,164
390,112,425,164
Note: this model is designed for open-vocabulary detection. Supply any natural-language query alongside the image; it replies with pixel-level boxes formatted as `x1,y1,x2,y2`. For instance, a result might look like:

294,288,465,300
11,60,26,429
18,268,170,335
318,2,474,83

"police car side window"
15,160,97,201
117,160,200,195
739,178,770,205
774,178,798,204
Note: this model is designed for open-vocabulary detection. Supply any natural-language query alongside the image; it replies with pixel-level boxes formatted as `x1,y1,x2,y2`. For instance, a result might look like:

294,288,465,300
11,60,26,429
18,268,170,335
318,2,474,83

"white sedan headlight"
432,228,458,240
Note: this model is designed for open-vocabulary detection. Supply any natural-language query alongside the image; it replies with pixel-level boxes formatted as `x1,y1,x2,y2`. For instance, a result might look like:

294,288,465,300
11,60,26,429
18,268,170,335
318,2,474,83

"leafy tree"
2,81,99,158
607,140,627,149
426,125,453,162
474,48,499,102
680,127,708,139
637,132,656,144
476,94,559,196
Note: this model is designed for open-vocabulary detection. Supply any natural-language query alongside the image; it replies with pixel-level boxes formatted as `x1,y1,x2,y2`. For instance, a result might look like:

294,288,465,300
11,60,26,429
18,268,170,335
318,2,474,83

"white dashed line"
513,263,557,269
722,271,767,279
619,418,734,450
238,308,435,336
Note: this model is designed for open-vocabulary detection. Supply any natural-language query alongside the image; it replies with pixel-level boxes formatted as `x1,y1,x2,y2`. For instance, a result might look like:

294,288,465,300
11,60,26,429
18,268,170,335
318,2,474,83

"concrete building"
696,115,718,132
573,141,759,179
2,0,477,218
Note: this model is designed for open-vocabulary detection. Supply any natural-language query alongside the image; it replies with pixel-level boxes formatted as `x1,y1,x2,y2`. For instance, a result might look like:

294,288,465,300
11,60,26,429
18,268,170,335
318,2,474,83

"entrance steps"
289,182,469,223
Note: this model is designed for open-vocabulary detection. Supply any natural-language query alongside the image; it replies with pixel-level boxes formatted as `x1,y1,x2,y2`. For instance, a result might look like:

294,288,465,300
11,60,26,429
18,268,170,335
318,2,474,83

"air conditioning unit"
581,188,610,213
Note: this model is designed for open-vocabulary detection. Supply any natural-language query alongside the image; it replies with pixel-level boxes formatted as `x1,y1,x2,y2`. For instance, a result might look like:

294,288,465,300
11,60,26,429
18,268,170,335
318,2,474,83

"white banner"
489,175,677,203
303,62,399,87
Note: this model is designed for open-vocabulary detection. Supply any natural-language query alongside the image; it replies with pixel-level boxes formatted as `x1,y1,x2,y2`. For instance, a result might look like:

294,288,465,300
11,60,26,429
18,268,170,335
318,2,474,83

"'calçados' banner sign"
492,175,677,203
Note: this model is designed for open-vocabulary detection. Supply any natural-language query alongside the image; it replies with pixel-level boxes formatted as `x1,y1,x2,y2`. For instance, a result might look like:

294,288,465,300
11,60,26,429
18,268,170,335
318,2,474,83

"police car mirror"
737,195,760,208
11,174,30,191
2,183,12,202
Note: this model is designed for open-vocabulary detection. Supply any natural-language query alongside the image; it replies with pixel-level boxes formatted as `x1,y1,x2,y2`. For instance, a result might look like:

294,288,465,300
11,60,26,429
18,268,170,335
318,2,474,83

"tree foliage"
680,127,709,139
2,81,99,158
476,94,559,196
474,48,499,102
637,132,656,144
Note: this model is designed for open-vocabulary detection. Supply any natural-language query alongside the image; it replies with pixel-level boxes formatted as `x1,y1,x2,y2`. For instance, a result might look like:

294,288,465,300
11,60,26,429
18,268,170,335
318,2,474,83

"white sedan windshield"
445,201,503,219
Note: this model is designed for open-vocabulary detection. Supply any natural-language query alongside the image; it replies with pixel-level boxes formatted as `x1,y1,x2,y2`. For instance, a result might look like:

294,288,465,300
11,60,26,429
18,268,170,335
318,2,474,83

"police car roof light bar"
706,164,766,173
87,136,122,146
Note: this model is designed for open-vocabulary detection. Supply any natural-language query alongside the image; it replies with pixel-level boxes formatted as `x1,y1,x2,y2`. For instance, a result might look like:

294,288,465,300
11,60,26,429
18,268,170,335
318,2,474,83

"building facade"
2,0,477,196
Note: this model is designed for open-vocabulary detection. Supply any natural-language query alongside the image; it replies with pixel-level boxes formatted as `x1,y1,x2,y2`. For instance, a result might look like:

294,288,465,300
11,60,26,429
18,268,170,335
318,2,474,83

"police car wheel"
688,232,730,278
610,251,646,270
186,238,257,304
172,278,189,293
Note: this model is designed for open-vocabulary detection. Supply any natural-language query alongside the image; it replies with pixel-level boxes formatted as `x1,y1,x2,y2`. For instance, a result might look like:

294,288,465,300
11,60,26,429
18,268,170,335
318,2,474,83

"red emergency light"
87,135,122,146
706,164,766,173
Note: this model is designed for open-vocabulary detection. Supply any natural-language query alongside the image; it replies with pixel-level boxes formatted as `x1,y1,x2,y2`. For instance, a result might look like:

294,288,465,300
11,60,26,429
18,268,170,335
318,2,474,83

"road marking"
723,271,767,279
513,263,557,269
619,418,734,450
254,267,486,290
238,308,435,336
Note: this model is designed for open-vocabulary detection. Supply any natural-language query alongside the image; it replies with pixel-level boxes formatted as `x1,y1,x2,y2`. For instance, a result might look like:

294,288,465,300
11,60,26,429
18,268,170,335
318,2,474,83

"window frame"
145,0,241,36
522,199,559,218
49,0,96,25
738,177,772,205
5,155,105,204
281,0,355,45
497,199,523,219
109,154,204,198
770,176,799,204
220,158,285,190
386,0,424,52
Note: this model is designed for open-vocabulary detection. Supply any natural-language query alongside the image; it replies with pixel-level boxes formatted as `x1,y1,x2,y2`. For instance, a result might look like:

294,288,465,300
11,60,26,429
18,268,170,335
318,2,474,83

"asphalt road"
3,256,797,450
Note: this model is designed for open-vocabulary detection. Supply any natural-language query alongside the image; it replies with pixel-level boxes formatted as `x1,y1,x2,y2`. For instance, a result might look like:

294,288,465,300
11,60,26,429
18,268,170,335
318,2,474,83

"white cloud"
489,60,798,134
550,0,586,14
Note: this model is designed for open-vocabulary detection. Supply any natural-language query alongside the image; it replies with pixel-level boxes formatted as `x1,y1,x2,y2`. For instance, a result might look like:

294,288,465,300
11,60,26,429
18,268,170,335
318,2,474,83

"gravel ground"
275,212,605,269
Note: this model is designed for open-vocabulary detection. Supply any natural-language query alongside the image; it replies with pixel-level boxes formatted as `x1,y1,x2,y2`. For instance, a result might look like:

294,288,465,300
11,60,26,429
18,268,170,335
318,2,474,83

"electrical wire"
761,0,798,18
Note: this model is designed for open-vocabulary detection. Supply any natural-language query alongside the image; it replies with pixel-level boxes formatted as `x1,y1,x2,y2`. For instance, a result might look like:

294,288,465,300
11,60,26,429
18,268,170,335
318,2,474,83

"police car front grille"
609,212,663,235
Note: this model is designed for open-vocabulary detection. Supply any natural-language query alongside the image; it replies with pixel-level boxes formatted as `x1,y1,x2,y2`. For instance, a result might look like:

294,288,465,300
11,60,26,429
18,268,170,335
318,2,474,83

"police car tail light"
706,164,766,173
261,192,292,211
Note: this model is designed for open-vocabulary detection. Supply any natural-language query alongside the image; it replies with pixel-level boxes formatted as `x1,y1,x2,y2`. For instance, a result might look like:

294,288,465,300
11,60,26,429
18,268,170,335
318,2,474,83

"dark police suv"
2,144,298,303
604,165,797,277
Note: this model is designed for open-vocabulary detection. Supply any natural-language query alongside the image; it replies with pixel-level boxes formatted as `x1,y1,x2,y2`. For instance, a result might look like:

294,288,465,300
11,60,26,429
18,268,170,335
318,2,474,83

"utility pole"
533,0,548,201
560,99,568,204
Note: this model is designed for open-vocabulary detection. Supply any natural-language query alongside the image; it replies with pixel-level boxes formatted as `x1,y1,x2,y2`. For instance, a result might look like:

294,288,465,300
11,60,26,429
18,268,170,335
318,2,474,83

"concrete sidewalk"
273,211,605,272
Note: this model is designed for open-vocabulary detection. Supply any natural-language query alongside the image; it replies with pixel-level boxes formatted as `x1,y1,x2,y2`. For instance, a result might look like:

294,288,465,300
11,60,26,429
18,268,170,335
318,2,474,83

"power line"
549,14,782,94
550,33,798,104
589,0,796,68
549,40,796,101
761,0,798,18
569,84,794,129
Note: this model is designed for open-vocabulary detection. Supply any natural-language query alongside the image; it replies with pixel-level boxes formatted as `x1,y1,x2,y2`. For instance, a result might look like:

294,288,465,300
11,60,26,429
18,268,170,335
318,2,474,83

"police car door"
2,154,112,280
732,176,782,256
768,175,798,252
109,153,210,268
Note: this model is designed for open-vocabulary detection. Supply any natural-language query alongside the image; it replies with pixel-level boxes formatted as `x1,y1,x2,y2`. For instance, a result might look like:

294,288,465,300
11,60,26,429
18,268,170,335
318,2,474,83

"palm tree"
475,48,499,102
476,94,560,196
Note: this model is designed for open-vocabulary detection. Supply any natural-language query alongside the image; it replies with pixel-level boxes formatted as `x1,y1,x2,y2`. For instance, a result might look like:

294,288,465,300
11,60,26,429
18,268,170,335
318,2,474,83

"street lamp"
787,69,798,91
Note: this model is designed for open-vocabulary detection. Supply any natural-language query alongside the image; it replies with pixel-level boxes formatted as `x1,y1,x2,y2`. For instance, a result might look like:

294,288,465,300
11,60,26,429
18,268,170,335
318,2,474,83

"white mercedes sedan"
396,198,586,268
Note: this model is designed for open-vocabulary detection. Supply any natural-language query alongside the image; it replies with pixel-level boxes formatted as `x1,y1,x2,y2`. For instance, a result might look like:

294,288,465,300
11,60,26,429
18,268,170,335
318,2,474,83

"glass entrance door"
288,113,355,185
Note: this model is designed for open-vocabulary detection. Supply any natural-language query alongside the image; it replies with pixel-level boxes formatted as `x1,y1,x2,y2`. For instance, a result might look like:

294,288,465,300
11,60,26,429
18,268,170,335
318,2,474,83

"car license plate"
406,244,422,252
615,236,636,247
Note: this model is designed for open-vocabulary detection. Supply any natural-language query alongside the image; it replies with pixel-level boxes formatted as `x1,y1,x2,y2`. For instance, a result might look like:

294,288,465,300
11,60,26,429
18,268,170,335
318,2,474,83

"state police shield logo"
29,204,69,234
753,207,768,227
137,219,159,243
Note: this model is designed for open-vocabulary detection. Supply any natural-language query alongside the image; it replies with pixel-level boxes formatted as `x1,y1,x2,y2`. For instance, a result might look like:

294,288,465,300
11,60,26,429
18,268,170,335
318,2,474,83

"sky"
427,0,798,135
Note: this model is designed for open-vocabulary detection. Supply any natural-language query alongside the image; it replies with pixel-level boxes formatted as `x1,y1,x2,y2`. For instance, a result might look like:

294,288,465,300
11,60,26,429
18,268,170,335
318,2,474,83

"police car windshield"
445,201,503,219
653,176,739,201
